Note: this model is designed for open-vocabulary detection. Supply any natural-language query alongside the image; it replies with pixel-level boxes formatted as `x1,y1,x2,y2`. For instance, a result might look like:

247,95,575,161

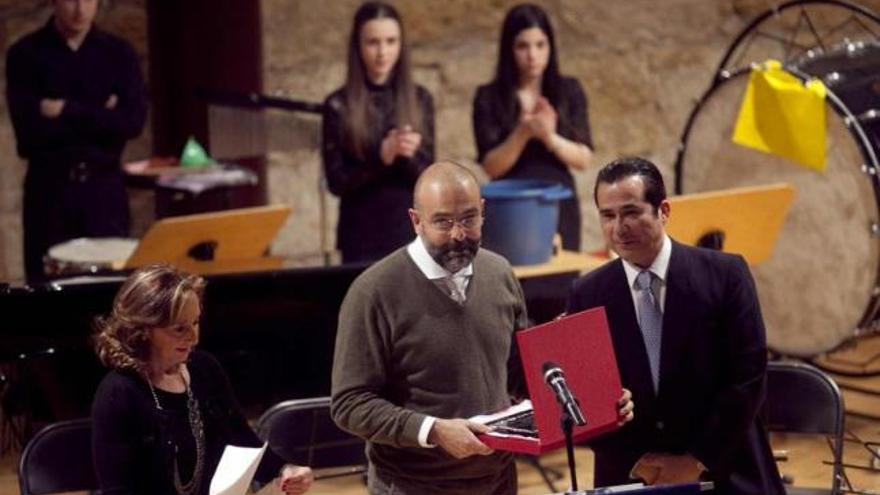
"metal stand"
562,412,579,493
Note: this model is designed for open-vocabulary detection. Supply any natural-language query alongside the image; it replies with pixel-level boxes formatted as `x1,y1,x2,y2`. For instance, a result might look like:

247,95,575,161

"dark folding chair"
256,396,366,479
18,418,97,495
764,361,845,495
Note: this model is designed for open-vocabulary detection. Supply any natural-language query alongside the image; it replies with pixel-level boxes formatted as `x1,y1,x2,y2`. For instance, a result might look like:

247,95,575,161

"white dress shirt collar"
622,235,672,291
406,236,474,280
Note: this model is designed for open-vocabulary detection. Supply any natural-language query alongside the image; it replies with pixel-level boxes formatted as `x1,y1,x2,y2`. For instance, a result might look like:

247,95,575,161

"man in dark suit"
567,157,784,495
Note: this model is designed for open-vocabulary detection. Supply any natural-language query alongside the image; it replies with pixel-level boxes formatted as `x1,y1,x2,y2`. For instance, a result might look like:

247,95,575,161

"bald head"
409,161,484,273
413,161,481,210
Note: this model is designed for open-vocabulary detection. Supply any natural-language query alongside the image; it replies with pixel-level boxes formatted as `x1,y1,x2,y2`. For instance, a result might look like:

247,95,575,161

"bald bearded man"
330,161,527,494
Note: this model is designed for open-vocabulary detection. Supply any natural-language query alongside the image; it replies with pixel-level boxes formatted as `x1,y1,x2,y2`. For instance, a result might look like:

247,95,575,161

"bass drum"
677,63,880,357
44,237,138,278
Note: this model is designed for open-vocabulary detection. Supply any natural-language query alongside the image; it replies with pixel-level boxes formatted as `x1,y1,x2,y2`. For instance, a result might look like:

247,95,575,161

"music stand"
124,205,291,275
666,183,794,265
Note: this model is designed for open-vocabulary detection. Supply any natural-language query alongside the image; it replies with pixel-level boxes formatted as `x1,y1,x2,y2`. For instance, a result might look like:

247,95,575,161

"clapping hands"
520,96,557,145
380,124,423,165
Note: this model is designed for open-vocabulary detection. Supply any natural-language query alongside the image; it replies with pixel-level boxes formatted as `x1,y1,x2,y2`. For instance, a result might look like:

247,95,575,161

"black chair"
255,396,366,479
764,361,845,495
18,418,97,495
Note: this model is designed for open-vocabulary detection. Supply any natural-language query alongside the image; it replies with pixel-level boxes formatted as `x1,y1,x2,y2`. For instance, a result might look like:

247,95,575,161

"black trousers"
23,165,129,283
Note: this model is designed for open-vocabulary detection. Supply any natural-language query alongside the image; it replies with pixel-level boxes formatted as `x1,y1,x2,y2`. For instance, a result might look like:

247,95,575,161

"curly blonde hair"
94,263,206,374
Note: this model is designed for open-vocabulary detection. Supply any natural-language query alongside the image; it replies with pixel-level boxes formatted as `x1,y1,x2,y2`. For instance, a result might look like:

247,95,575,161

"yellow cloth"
732,60,827,172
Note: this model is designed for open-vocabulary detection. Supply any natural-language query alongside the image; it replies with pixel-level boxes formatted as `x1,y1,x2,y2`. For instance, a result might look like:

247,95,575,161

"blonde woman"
91,264,313,495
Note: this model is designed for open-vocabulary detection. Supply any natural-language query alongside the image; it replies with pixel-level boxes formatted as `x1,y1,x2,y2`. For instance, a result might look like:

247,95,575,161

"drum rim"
674,65,880,355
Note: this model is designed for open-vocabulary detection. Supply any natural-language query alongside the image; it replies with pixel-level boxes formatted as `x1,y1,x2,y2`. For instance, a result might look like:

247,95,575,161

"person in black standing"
322,1,435,264
6,0,147,283
473,3,593,251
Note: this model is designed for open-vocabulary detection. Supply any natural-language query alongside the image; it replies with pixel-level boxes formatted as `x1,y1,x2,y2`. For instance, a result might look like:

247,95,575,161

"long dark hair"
343,1,421,160
492,3,568,129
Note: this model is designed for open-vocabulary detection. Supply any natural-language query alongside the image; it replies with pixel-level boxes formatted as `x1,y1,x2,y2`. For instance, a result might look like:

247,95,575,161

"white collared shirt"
407,236,474,296
405,236,475,448
621,235,672,323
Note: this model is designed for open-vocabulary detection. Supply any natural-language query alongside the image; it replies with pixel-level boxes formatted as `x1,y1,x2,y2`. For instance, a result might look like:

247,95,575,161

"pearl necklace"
148,371,206,495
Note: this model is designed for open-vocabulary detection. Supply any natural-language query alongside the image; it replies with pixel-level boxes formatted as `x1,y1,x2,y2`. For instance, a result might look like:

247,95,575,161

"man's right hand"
428,418,494,459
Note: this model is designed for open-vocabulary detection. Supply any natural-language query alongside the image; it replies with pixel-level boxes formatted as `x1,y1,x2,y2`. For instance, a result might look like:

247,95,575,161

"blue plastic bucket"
480,179,573,265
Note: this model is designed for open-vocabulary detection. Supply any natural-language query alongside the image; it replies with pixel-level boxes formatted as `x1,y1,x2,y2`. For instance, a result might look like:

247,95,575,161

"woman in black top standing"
91,264,313,495
322,2,435,263
473,3,593,251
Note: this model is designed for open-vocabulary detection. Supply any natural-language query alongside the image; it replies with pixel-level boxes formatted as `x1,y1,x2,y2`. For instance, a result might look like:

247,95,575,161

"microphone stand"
561,410,579,494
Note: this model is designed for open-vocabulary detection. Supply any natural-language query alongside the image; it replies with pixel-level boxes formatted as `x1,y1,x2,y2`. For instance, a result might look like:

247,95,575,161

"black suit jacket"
567,240,784,495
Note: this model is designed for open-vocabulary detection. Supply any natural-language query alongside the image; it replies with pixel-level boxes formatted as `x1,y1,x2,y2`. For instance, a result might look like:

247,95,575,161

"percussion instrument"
43,237,138,277
677,42,880,357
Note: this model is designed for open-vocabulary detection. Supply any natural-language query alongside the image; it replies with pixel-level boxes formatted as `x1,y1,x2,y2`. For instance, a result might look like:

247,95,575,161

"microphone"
542,361,587,426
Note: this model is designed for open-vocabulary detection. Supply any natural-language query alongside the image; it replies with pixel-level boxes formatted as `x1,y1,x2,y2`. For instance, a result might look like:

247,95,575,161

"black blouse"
472,77,592,250
91,351,284,495
472,76,592,187
322,83,435,263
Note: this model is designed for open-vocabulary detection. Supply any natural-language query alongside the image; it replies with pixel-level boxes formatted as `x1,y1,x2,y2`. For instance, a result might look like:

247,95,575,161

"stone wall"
2,0,880,281
0,0,149,282
261,0,880,262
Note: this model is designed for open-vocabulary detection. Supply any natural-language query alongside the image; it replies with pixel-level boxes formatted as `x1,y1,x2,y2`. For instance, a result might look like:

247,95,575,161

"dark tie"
635,270,662,392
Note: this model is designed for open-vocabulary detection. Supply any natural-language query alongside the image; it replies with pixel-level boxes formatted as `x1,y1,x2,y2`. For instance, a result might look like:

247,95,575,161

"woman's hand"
530,97,558,145
380,125,422,165
277,464,314,494
380,129,399,165
395,125,422,158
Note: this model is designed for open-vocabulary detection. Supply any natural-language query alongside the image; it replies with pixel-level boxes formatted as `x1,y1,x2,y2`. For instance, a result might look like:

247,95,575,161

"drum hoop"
673,65,880,340
712,0,880,87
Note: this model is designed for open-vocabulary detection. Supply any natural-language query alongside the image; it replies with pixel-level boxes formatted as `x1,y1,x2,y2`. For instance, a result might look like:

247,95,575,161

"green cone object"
179,136,214,168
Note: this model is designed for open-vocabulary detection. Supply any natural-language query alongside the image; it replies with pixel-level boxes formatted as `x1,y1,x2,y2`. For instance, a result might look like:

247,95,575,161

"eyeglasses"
429,214,484,233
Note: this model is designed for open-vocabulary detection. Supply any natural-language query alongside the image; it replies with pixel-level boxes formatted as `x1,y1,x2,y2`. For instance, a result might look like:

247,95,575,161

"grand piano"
0,256,598,432
0,89,604,438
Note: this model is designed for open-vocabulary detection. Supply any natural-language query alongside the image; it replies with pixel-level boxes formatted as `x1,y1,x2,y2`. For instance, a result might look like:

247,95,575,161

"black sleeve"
472,84,507,163
61,41,148,143
197,352,286,483
689,255,769,473
91,376,143,495
394,86,435,183
561,78,593,149
321,92,385,196
5,41,76,158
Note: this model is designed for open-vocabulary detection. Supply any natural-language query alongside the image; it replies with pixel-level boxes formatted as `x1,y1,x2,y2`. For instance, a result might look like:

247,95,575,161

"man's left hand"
617,388,634,426
634,453,705,485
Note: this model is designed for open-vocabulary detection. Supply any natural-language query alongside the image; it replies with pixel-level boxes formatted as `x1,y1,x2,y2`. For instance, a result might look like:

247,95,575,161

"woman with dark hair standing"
323,1,435,264
91,264,313,495
473,3,593,251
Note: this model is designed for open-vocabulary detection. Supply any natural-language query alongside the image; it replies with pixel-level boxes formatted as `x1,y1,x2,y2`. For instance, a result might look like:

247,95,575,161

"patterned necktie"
444,275,466,304
635,270,662,392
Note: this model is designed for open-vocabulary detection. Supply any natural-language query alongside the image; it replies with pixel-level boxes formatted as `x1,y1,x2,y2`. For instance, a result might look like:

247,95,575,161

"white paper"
468,400,538,440
209,443,267,495
469,399,533,425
